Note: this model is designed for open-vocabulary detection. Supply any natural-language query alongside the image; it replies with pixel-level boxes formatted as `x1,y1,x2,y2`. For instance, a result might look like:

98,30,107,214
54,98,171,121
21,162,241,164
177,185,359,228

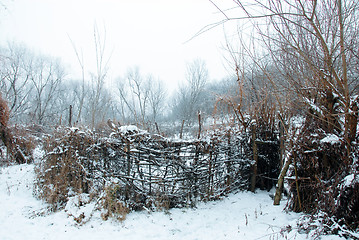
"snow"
341,173,359,188
343,174,355,186
290,115,305,130
320,134,340,144
305,98,323,115
0,164,345,240
118,125,141,133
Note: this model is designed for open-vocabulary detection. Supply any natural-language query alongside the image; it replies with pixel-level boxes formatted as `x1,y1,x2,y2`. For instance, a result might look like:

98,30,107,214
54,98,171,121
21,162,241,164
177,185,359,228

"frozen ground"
0,164,344,240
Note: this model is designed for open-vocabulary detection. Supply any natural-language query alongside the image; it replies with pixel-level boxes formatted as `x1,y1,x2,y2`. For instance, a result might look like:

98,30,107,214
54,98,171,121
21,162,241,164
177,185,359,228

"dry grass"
0,95,33,164
154,193,170,211
100,184,130,221
0,94,9,127
34,127,94,210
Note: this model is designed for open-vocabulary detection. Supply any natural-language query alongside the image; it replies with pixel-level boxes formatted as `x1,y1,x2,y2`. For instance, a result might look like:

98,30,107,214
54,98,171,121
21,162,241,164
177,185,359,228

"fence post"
226,130,232,192
208,145,213,199
250,124,258,192
279,120,285,169
197,111,202,139
69,105,72,127
126,140,131,176
155,122,160,135
149,155,152,195
125,139,131,200
180,120,185,139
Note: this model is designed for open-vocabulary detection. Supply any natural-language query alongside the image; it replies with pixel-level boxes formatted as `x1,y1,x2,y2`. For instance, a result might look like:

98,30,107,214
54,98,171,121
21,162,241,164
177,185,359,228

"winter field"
0,164,345,240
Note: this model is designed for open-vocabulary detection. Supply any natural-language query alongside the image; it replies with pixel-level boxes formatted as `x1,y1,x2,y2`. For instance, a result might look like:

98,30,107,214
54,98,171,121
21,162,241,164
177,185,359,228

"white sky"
0,0,237,92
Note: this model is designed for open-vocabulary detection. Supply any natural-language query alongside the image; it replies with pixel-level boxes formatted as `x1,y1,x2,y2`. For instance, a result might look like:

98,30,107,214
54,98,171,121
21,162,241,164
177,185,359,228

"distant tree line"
0,42,240,134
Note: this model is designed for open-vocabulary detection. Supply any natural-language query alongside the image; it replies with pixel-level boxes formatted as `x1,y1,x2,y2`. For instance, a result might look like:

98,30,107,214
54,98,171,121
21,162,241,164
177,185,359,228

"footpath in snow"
0,164,344,240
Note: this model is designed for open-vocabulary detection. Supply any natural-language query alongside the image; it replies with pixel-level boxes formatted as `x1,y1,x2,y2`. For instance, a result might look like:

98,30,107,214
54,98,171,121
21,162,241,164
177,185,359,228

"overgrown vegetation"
0,0,358,238
34,128,95,210
210,0,359,236
0,94,34,165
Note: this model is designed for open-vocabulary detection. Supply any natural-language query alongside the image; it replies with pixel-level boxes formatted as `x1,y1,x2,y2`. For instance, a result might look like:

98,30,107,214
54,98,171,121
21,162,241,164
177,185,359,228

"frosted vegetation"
1,0,359,239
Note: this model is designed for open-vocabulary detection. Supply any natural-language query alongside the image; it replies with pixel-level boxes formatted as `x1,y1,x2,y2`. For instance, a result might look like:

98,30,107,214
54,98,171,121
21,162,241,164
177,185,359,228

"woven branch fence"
35,125,279,210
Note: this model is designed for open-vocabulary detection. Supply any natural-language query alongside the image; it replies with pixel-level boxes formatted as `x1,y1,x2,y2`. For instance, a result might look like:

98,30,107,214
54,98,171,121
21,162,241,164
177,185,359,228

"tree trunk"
348,101,358,143
273,155,292,205
279,121,285,169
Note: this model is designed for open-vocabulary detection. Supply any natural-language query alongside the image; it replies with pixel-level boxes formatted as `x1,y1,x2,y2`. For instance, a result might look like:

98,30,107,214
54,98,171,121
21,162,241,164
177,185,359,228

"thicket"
0,94,34,165
206,0,359,236
287,113,359,232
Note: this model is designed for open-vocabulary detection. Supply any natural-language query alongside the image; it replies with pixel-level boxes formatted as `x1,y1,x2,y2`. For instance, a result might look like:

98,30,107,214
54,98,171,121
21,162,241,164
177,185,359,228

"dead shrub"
34,127,95,210
0,95,31,164
287,113,359,233
0,94,9,127
155,193,170,211
289,124,346,213
10,125,37,163
100,184,130,221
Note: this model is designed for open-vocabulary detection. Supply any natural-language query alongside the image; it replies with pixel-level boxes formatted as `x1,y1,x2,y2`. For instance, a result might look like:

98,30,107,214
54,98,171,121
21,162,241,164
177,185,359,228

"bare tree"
28,55,65,125
172,59,208,124
0,43,68,125
88,23,112,128
0,43,32,122
117,67,145,125
148,76,166,123
68,36,87,124
116,67,167,129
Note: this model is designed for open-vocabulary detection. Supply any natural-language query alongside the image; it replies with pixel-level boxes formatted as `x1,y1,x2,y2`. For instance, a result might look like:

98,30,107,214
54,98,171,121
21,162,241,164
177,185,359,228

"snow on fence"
35,125,271,211
96,126,252,209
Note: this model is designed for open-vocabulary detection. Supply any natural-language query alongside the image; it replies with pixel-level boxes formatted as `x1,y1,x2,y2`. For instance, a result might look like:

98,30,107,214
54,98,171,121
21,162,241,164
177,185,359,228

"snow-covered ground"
0,164,344,240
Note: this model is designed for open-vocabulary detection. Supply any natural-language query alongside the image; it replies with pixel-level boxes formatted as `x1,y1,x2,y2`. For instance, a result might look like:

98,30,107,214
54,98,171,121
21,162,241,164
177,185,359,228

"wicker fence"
90,126,252,209
37,125,279,210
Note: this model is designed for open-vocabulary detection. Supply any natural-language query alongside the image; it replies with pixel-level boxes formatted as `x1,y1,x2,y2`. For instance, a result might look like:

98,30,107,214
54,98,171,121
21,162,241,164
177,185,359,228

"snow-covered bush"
34,127,96,210
287,113,359,234
0,94,35,165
